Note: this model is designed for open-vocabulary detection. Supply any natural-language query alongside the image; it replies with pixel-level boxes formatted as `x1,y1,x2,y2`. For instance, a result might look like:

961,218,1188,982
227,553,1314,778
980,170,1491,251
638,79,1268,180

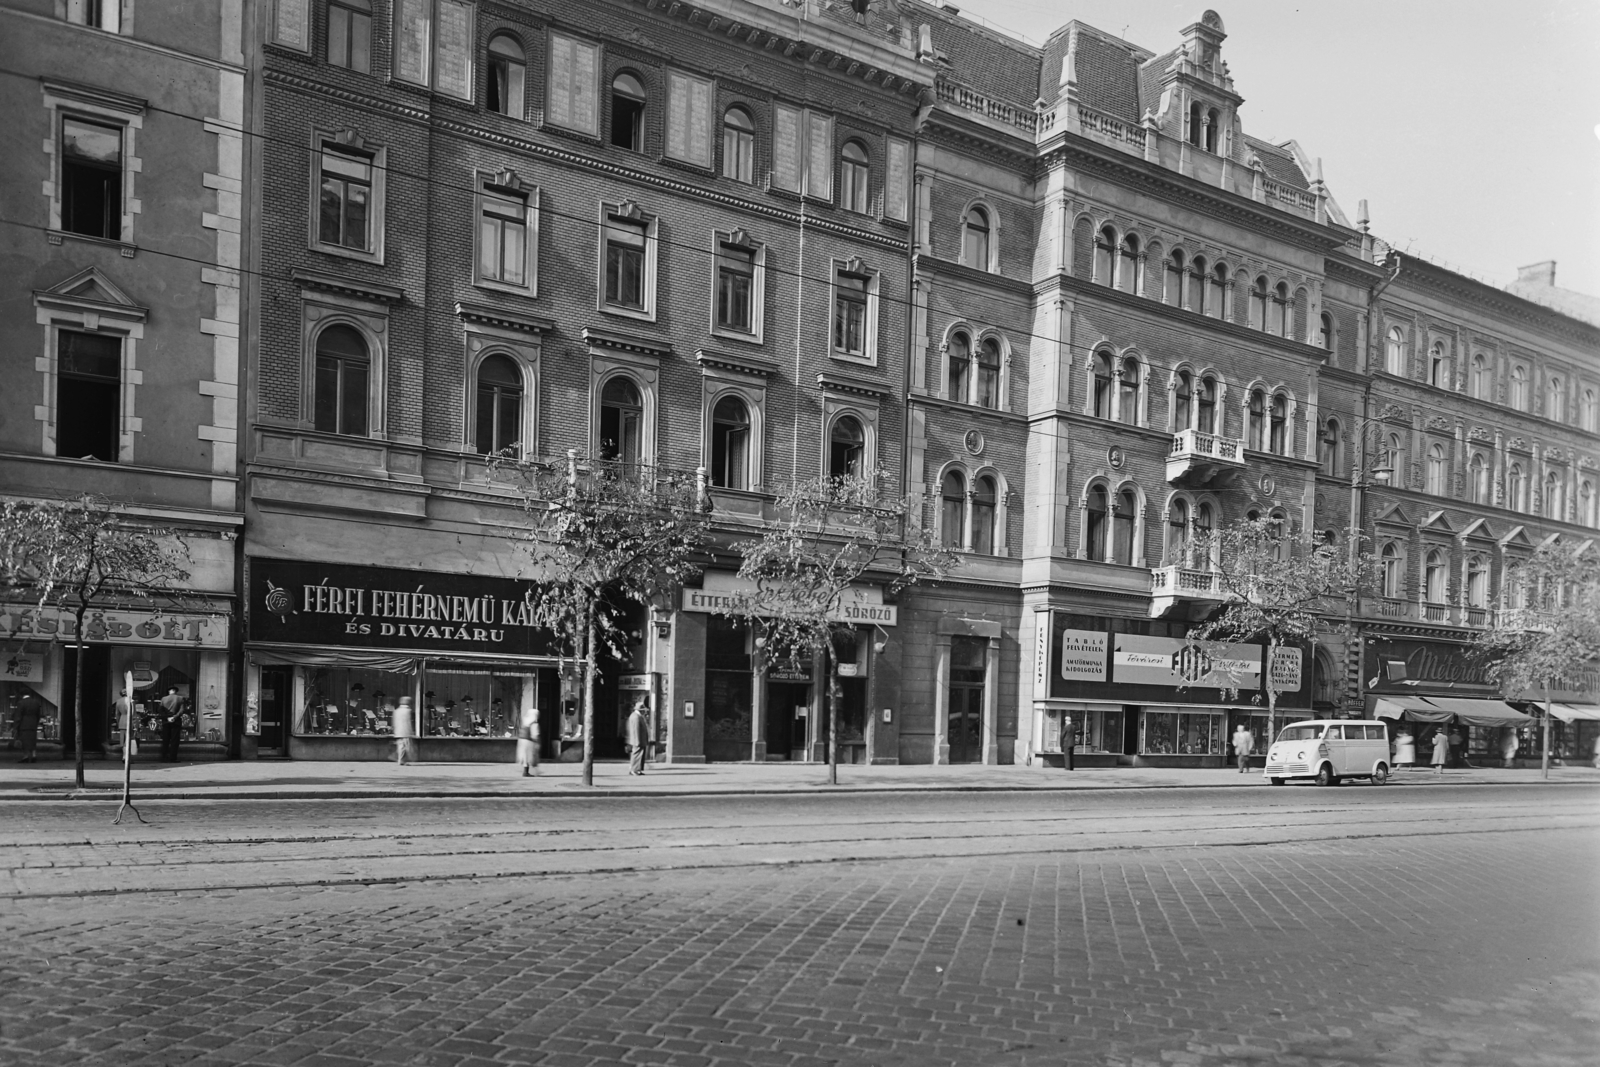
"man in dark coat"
159,687,185,762
15,689,43,763
625,700,650,776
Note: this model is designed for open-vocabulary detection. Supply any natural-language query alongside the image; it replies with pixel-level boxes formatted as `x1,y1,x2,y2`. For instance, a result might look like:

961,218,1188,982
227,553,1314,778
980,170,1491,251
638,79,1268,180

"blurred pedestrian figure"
112,688,133,756
515,702,540,777
1499,726,1519,769
625,699,649,776
393,695,418,765
159,687,184,762
1449,725,1469,768
1232,721,1254,774
1431,728,1450,775
15,688,43,763
1393,727,1415,767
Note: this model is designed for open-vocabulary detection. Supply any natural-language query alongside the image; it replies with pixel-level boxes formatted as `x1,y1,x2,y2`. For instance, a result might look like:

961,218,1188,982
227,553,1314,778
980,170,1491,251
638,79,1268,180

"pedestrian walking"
392,695,418,765
1393,727,1416,767
15,688,43,763
159,687,184,762
1499,726,1519,769
1449,725,1470,768
515,702,540,777
625,699,649,776
1430,728,1450,775
1232,721,1254,773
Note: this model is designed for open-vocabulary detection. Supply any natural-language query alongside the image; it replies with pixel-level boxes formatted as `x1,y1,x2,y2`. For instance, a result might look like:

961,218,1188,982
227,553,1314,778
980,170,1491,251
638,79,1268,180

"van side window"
1324,726,1342,739
1367,725,1387,740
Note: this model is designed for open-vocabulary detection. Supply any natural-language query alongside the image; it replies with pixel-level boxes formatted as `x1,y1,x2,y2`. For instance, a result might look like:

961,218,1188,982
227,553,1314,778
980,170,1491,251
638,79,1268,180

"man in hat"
625,698,650,776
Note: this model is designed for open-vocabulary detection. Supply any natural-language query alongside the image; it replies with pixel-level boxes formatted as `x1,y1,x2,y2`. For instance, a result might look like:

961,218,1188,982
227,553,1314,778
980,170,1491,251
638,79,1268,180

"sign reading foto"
1111,634,1265,690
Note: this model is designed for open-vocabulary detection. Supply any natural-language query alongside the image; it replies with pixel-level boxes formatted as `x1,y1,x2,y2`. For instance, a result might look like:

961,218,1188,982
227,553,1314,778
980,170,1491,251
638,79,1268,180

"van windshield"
1276,725,1324,742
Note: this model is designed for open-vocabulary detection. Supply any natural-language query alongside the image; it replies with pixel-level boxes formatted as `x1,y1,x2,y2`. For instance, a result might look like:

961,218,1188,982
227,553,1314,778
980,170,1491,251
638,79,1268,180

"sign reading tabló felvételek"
249,559,553,657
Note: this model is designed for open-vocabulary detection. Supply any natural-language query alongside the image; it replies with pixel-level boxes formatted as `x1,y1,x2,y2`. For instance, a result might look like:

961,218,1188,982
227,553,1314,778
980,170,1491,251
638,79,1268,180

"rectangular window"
66,0,119,31
605,217,647,309
318,147,372,251
273,0,310,49
547,32,600,135
314,352,369,436
884,137,910,221
665,70,714,168
392,0,475,98
770,104,834,198
716,245,755,332
479,189,527,286
56,330,120,462
327,1,372,73
60,117,122,240
833,272,868,356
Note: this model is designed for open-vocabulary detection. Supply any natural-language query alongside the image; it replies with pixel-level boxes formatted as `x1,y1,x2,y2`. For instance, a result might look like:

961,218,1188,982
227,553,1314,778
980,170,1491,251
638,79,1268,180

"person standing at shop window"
1232,721,1254,774
1430,728,1450,776
515,702,540,778
625,699,649,776
159,687,184,763
1449,724,1469,768
15,689,43,764
393,696,418,766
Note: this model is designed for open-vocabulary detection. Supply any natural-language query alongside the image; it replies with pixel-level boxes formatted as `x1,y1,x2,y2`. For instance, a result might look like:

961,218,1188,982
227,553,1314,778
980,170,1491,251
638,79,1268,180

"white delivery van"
1263,719,1391,786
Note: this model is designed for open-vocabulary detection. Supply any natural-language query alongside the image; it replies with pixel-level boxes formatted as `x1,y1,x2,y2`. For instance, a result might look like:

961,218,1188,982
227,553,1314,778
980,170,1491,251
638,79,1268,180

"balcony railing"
1464,606,1490,628
1422,602,1451,623
1379,598,1410,619
1150,565,1222,596
1497,608,1555,632
1166,428,1246,485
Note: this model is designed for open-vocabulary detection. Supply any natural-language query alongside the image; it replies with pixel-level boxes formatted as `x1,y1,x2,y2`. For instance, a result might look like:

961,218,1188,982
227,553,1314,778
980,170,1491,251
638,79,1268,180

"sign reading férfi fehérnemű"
249,559,553,657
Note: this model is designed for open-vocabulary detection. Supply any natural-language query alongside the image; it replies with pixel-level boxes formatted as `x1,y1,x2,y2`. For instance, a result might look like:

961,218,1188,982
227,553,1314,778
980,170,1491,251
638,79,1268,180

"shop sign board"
680,585,897,626
249,559,553,657
1060,629,1109,681
1112,634,1268,690
0,604,229,649
1270,647,1303,693
1366,638,1492,691
618,673,655,692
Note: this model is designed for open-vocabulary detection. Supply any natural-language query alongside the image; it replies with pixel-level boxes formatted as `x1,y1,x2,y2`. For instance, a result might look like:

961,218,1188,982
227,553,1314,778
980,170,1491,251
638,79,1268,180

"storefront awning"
1549,703,1600,722
1371,695,1531,727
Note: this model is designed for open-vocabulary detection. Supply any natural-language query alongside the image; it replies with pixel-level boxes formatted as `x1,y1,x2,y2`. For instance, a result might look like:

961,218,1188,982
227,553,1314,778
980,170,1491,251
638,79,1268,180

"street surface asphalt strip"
1,784,1596,1066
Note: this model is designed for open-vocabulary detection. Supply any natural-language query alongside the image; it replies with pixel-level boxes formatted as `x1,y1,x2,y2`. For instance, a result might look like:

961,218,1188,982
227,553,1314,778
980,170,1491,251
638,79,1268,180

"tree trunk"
1265,637,1280,748
582,600,597,788
1542,678,1551,781
73,601,88,790
826,644,839,787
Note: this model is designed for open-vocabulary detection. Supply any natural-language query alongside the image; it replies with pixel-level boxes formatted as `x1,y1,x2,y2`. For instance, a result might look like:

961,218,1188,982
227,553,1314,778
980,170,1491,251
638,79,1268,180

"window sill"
600,303,656,324
47,230,137,257
311,242,385,267
830,350,877,369
474,278,537,301
710,325,762,347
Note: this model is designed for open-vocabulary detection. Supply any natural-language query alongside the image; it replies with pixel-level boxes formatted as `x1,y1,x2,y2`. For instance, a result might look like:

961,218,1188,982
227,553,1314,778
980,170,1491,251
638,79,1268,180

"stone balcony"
1149,564,1225,618
1166,428,1246,486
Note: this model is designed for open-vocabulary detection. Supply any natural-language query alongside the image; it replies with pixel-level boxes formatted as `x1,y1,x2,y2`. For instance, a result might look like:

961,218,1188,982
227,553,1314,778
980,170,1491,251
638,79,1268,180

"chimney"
1515,260,1557,288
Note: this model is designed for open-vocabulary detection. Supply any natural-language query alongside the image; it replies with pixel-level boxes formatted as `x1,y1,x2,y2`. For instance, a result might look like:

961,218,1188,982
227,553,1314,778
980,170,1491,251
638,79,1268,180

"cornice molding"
920,112,1037,172
291,269,405,305
455,301,555,335
914,254,1035,297
583,325,674,358
1380,261,1600,348
817,371,891,398
696,348,778,378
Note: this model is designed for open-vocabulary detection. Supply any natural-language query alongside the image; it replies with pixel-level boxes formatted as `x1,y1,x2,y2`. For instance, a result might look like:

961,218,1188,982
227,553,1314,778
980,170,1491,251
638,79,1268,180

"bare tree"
720,472,958,785
0,495,191,790
1189,517,1373,743
493,452,710,786
1473,541,1600,777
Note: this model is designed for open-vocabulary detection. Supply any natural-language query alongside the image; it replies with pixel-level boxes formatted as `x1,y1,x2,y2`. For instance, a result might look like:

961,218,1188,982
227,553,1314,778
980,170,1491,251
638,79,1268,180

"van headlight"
1295,749,1305,760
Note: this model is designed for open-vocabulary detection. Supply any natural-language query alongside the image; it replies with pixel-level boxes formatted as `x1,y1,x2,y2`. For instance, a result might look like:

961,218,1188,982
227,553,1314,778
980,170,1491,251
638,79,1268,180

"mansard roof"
923,4,1040,107
1243,135,1311,189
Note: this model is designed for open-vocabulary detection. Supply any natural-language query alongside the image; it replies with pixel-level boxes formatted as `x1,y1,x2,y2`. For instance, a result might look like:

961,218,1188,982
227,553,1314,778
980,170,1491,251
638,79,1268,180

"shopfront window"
108,647,208,747
1142,710,1221,755
297,665,412,736
4,654,60,748
421,665,530,738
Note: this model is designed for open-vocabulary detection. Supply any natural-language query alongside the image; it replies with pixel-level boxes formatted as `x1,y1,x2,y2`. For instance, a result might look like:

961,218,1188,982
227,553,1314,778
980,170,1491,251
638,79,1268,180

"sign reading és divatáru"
249,559,552,657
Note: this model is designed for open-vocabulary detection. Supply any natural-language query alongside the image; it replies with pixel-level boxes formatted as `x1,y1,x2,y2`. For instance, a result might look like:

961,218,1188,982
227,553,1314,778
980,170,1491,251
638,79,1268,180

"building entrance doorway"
60,644,111,756
258,665,290,753
948,636,986,764
765,681,809,759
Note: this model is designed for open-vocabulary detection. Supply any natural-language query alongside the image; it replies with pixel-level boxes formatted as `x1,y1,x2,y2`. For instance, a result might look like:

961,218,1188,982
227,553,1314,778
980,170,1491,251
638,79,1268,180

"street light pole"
1342,416,1392,717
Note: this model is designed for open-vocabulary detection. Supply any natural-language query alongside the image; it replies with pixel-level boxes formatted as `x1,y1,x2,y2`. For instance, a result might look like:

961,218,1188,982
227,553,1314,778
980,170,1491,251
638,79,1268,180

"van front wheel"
1371,764,1389,785
1314,764,1336,787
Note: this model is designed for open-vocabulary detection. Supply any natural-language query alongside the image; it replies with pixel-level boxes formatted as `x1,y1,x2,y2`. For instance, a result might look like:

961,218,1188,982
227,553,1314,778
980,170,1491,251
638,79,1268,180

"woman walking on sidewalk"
515,703,540,777
1431,728,1450,775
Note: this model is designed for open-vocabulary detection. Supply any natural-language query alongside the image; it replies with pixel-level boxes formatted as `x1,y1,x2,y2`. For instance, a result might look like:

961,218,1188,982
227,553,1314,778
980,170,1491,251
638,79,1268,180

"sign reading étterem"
249,559,553,657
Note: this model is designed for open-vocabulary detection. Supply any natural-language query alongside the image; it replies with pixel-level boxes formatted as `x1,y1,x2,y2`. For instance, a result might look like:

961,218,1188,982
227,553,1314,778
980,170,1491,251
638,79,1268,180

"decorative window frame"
829,256,880,367
596,199,659,322
1112,348,1147,427
698,354,769,493
40,79,144,250
940,321,974,405
391,0,477,100
456,303,549,462
32,266,148,462
958,198,999,273
1377,539,1407,599
308,127,387,265
472,169,539,297
296,273,396,439
1508,361,1530,411
708,228,766,345
819,391,879,480
584,328,665,469
1383,325,1409,377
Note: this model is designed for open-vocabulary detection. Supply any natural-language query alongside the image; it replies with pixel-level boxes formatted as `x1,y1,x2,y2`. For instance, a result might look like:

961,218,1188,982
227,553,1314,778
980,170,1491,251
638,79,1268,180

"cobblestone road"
1,787,1596,1066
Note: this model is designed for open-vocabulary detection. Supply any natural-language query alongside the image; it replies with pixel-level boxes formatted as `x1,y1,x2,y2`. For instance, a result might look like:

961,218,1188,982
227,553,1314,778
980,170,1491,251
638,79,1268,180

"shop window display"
298,666,411,736
422,666,529,738
1142,710,1222,755
108,648,202,747
4,681,60,746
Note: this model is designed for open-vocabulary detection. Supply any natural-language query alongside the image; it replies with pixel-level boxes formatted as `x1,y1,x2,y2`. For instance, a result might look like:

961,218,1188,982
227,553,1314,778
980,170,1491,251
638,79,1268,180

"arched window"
1581,387,1598,432
710,394,750,490
1385,433,1404,476
1508,463,1525,512
1581,479,1597,528
486,33,525,117
947,331,970,403
1174,370,1193,430
1166,250,1186,307
1118,356,1140,425
599,376,643,469
1428,341,1448,388
1094,225,1117,285
941,470,966,549
1166,497,1190,566
1193,502,1214,568
1466,556,1488,609
1204,107,1220,152
1266,510,1289,561
1509,364,1528,410
1118,233,1141,293
1251,276,1269,330
1319,311,1334,352
1188,101,1203,147
473,353,522,455
829,415,864,479
1468,452,1487,504
312,324,369,436
1549,376,1567,422
976,337,1001,410
963,206,991,270
1092,351,1113,419
840,141,869,213
1209,263,1228,319
722,107,754,183
1545,471,1563,519
1112,487,1137,565
1085,484,1109,562
1196,374,1217,434
1380,543,1401,599
1424,549,1447,604
327,0,372,73
1384,327,1406,375
1190,256,1208,316
1319,418,1339,476
1272,282,1289,336
972,476,998,555
1472,354,1491,399
610,73,645,152
1426,443,1447,495
1247,389,1266,451
1269,393,1287,454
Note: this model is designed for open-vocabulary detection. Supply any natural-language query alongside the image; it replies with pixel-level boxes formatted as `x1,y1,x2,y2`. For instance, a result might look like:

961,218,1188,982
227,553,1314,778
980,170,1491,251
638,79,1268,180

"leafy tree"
1188,517,1374,743
494,452,710,786
720,471,958,784
0,496,191,790
1472,541,1600,777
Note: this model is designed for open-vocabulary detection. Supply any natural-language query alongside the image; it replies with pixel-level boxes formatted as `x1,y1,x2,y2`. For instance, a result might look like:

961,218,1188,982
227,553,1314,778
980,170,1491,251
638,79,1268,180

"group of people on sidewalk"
1226,720,1486,776
388,697,652,777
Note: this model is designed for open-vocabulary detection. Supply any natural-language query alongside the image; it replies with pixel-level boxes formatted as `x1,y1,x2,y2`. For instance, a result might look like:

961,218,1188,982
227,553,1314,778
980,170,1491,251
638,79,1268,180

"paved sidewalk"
1,755,1594,801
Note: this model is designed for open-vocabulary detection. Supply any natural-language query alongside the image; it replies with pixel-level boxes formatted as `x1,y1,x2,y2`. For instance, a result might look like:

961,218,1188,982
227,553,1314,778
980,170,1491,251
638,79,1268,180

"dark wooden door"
258,666,290,752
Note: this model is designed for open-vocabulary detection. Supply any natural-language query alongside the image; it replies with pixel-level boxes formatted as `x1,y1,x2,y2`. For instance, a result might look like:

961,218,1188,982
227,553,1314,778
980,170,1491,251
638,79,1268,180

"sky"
939,0,1600,297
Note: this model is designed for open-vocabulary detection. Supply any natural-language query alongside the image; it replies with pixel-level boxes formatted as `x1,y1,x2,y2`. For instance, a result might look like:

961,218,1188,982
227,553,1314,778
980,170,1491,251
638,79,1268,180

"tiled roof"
1137,49,1180,120
1243,136,1309,189
1069,28,1144,122
927,11,1041,106
1505,280,1600,328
